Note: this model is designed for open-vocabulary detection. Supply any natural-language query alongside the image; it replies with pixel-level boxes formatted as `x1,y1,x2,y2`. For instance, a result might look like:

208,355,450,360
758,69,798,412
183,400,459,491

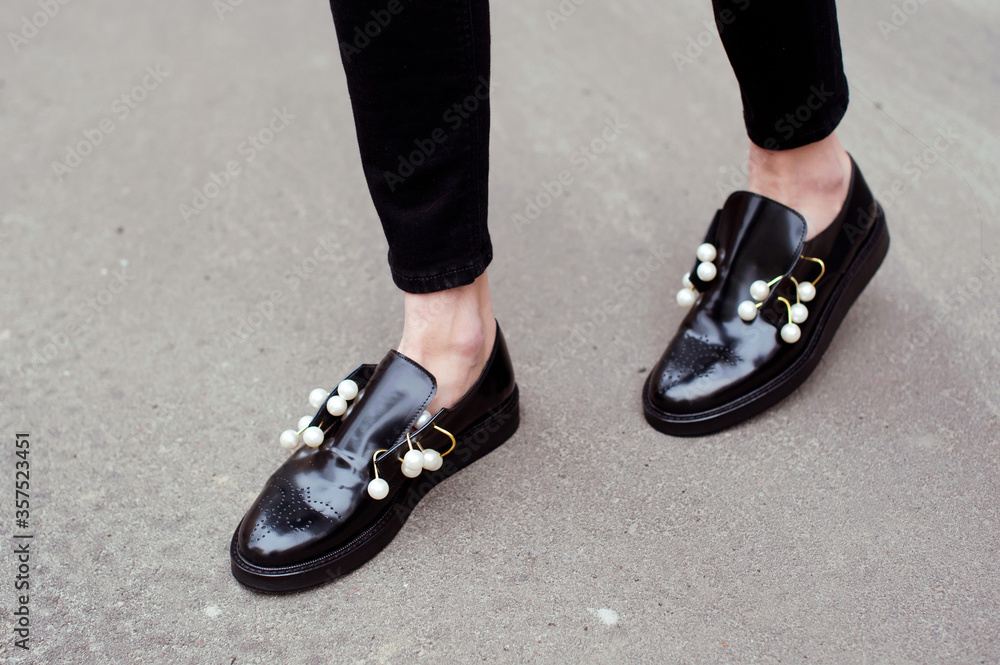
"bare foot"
747,132,852,240
396,271,495,414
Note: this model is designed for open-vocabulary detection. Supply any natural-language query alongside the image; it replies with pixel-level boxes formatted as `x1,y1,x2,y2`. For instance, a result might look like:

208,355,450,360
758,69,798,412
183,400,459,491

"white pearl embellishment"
401,445,425,478
415,410,432,429
740,251,826,343
279,375,366,450
302,426,325,448
371,424,455,500
308,388,328,409
344,390,363,419
781,323,801,344
325,395,348,416
422,449,443,471
696,243,717,263
403,449,424,469
677,243,718,307
279,429,299,450
367,477,389,500
337,379,359,401
738,300,758,322
749,280,770,301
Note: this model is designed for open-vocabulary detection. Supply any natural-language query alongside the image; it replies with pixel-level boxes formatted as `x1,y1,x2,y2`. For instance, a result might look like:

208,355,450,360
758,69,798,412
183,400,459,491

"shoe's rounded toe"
235,477,346,569
646,331,746,417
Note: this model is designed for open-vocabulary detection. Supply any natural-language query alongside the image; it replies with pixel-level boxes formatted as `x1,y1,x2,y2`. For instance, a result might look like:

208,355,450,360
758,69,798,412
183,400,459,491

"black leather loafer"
643,156,889,437
230,322,519,592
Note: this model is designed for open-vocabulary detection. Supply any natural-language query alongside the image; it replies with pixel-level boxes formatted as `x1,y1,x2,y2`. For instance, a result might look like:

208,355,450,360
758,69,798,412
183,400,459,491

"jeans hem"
747,94,849,151
390,258,491,294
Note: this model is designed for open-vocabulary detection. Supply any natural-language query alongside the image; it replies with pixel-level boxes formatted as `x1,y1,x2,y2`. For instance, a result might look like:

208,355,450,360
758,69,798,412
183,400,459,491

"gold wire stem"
371,449,388,479
434,425,457,457
800,255,826,285
789,276,802,305
398,424,456,462
766,275,782,287
776,296,794,324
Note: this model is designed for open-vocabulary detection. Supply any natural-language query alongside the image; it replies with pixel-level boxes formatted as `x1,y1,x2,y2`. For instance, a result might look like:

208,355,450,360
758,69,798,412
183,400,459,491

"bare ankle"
396,272,495,411
747,134,852,239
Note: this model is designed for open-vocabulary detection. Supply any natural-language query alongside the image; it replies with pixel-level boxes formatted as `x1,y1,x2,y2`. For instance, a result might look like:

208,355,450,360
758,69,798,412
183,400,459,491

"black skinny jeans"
329,0,849,294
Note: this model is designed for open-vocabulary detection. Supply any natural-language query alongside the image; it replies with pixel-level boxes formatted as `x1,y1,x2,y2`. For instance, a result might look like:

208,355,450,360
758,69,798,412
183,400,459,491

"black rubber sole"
643,208,890,437
230,385,520,593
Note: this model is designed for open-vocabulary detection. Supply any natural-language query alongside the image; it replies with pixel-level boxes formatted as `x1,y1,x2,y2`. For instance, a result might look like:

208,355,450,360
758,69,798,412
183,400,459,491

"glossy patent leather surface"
647,157,878,416
236,323,515,569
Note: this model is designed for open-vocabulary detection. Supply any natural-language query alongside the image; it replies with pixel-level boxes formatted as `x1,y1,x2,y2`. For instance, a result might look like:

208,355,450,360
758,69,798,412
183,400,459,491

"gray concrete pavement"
2,0,999,662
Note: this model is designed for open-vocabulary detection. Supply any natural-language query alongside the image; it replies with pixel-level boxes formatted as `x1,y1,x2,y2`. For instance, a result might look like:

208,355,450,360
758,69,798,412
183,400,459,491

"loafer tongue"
332,350,436,458
700,192,807,315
